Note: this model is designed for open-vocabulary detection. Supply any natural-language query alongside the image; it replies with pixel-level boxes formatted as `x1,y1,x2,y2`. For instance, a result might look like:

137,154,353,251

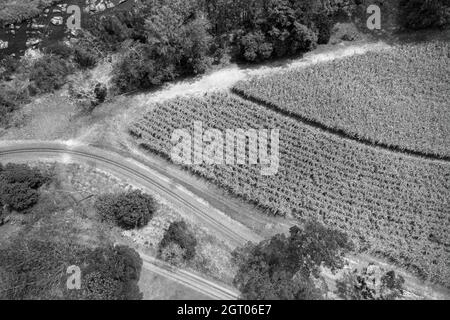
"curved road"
0,140,252,300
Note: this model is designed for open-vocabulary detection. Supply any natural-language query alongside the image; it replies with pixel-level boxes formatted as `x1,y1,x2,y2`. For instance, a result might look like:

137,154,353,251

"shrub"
291,23,318,52
74,245,143,300
29,55,72,94
400,0,450,30
0,79,30,126
44,42,73,59
159,242,186,266
73,46,98,69
336,264,405,300
159,221,197,262
112,41,178,93
95,190,157,230
0,56,19,81
0,163,48,188
239,31,273,62
69,75,108,112
0,182,39,212
313,12,333,44
0,163,48,212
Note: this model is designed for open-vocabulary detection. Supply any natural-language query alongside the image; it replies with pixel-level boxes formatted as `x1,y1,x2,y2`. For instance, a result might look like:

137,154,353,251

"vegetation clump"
95,190,157,230
0,163,49,212
0,239,143,300
158,220,197,264
232,221,353,300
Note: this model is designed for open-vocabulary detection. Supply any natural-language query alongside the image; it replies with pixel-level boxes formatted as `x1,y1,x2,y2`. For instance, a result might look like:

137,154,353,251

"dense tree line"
82,0,340,93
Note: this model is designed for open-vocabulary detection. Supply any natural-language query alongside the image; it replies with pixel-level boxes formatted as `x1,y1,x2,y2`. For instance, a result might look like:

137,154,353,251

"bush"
159,221,197,262
0,79,30,126
0,56,19,81
400,0,450,30
0,163,48,188
74,245,143,300
69,76,108,112
73,46,98,69
95,190,157,230
336,264,405,300
112,1,213,93
0,182,39,212
112,42,169,93
44,42,73,59
239,31,273,62
29,55,72,94
0,163,48,212
313,12,333,44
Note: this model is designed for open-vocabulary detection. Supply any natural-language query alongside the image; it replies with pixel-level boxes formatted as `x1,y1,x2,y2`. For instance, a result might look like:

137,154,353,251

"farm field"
129,92,450,288
233,41,450,158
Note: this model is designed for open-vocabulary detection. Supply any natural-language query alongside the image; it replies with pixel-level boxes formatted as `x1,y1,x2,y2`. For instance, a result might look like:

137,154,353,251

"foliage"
313,12,333,44
95,190,157,230
232,221,352,299
29,54,72,94
233,41,450,157
159,242,186,266
68,75,108,112
0,56,20,81
400,0,450,30
112,0,213,93
70,244,143,300
44,42,73,59
0,163,48,188
0,238,72,300
0,238,143,300
159,221,197,262
232,0,321,61
0,163,48,212
336,264,405,300
0,78,29,126
0,182,39,212
130,91,450,287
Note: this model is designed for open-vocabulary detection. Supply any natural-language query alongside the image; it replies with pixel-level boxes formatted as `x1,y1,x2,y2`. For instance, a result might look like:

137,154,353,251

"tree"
0,182,39,212
336,264,405,300
0,163,48,189
112,0,213,93
159,220,197,262
29,55,72,94
95,190,157,230
400,0,450,29
73,245,143,300
232,220,353,300
159,242,186,266
0,163,48,212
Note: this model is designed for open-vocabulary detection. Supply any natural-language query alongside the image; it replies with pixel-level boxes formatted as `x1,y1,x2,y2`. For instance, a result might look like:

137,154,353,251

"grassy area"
233,41,450,158
130,92,450,287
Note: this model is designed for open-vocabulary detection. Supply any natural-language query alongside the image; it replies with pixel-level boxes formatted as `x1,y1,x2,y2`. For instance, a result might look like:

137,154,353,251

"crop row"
233,41,450,158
